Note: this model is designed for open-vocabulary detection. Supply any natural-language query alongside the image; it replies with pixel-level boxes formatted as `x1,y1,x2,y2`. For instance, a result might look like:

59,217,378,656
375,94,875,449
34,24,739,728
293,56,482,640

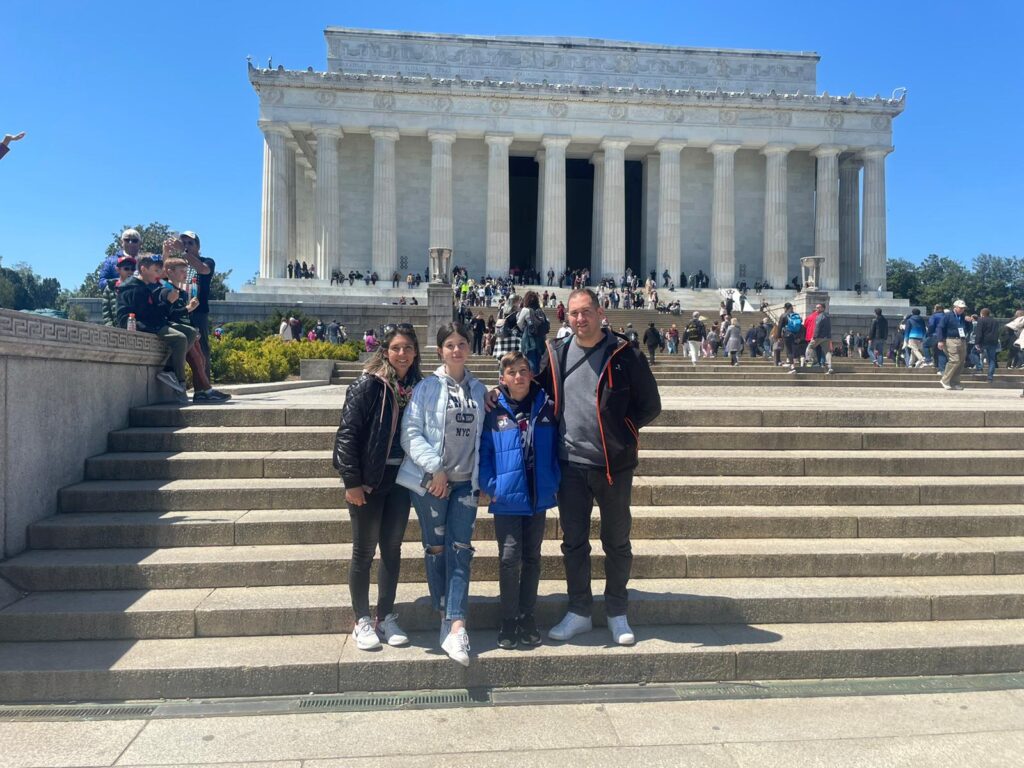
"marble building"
249,27,904,290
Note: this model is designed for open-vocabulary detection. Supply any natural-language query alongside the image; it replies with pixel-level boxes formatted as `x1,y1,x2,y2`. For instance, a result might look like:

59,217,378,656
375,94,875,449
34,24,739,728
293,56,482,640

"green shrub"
220,321,265,341
209,336,363,383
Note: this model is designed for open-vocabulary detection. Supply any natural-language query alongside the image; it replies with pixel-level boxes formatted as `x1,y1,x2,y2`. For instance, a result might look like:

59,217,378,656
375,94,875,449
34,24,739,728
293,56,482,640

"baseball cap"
953,299,967,308
692,311,700,318
180,230,200,242
116,255,137,267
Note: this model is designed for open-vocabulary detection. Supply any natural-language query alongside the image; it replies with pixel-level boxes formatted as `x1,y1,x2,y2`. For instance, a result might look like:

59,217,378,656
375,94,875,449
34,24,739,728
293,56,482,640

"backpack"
528,308,550,337
499,320,514,338
684,321,703,341
785,312,803,336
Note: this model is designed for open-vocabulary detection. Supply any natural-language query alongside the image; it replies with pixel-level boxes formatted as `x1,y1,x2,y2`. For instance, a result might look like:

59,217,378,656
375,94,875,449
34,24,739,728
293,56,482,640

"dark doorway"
565,159,594,271
625,160,643,276
509,157,538,273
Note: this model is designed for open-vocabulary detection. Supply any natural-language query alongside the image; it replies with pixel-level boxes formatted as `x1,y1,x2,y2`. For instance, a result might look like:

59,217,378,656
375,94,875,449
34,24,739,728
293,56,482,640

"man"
779,302,803,373
178,231,216,384
556,320,572,339
683,312,706,366
100,229,144,290
521,289,661,646
937,299,970,390
643,322,662,365
974,308,1000,383
624,323,639,349
0,131,26,161
928,304,947,374
547,267,555,287
805,302,834,374
867,308,889,367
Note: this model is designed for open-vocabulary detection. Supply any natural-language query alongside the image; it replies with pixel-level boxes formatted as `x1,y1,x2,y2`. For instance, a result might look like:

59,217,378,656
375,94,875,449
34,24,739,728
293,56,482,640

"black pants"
493,512,546,621
646,345,657,364
557,462,633,617
472,332,483,355
347,465,411,620
192,312,212,382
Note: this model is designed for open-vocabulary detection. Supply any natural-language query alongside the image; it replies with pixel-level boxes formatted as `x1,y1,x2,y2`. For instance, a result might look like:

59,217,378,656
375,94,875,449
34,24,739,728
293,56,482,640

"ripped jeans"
411,481,478,622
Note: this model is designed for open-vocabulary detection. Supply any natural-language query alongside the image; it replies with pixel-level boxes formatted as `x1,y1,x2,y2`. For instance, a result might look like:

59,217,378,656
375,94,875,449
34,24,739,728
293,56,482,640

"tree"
914,254,973,312
969,254,1024,317
885,259,921,304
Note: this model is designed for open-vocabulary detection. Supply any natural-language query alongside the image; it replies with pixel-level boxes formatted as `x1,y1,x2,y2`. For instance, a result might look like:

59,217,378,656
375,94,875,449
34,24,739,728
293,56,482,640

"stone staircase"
2,398,1024,703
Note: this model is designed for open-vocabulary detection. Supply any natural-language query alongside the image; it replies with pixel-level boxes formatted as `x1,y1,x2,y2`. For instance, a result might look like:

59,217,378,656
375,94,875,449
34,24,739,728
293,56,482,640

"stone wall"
0,309,168,558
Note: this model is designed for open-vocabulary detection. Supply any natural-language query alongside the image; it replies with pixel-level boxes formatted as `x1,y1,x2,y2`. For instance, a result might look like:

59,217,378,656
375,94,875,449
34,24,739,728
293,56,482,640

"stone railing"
0,309,168,558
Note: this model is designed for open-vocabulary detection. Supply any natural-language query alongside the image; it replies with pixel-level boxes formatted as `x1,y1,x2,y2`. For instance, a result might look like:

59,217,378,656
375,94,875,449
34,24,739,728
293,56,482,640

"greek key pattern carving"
0,310,166,355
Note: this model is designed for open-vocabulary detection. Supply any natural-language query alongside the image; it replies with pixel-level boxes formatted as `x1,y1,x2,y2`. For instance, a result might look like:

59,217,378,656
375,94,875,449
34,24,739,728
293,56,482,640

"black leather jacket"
333,372,419,491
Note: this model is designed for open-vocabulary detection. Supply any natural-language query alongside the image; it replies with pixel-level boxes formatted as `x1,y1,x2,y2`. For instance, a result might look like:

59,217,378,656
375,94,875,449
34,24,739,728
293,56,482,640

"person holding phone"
334,324,423,651
396,322,487,666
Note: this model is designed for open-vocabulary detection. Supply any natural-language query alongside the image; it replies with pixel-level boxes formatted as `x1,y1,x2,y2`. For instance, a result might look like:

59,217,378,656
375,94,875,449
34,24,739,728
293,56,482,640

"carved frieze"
316,90,336,105
373,93,396,110
608,104,628,120
825,112,844,129
548,102,568,118
719,109,738,125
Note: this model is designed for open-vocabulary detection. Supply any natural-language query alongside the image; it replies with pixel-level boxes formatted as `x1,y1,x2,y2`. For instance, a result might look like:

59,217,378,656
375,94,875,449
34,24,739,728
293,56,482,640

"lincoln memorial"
249,27,904,291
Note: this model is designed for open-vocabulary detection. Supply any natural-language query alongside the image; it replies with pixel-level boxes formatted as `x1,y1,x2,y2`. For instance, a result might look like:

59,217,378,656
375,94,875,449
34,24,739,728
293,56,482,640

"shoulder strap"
562,342,603,381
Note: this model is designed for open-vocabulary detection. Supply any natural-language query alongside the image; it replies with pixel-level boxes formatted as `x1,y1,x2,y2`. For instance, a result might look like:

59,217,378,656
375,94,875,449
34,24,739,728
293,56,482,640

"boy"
478,352,560,649
163,257,231,403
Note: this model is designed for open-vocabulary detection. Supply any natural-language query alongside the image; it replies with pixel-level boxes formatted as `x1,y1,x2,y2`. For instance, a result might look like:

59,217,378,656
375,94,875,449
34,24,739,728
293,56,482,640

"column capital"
760,142,795,156
839,155,863,171
312,124,344,140
811,143,846,158
427,129,457,144
534,149,545,163
590,151,605,165
859,145,894,160
600,137,631,152
708,141,741,156
655,139,687,154
258,120,291,138
541,135,571,150
369,126,400,142
484,132,514,147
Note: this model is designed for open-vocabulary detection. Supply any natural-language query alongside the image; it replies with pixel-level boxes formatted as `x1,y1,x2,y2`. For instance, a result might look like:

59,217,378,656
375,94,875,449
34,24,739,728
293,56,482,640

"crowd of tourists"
333,288,660,666
106,229,231,404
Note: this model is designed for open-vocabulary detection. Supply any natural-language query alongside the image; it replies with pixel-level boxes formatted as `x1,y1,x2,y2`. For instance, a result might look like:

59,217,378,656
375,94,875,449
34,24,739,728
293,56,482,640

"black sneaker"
497,619,518,650
206,389,232,402
518,614,542,646
193,390,213,404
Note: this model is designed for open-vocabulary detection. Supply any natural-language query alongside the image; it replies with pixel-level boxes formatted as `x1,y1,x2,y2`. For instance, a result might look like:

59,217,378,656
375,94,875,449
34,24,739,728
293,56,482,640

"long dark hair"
364,325,422,383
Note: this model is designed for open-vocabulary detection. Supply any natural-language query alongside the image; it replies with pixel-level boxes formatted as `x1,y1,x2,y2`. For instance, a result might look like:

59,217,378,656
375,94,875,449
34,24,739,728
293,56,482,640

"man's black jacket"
536,331,662,481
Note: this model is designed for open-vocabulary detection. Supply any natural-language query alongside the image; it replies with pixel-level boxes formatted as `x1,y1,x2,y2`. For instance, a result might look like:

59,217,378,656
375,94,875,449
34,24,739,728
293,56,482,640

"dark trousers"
493,512,546,621
347,465,411,620
557,462,633,617
646,344,657,364
472,333,483,355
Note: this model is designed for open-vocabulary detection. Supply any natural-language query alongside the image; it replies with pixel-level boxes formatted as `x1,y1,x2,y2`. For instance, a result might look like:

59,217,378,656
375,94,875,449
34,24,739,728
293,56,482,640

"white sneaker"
607,615,636,646
548,612,593,641
352,616,382,651
376,613,409,647
940,381,953,390
441,628,471,667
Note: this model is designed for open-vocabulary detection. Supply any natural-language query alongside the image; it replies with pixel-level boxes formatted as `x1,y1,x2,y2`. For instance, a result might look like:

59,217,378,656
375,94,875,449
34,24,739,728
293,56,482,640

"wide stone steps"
4,537,1024,592
56,475,1024,513
107,425,1024,452
29,505,1024,550
82,448,1024,481
2,618,1024,702
4,575,1024,642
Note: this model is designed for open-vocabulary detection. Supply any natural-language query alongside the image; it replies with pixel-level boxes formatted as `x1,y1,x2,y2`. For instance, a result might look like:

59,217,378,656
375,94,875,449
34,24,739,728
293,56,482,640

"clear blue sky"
2,0,1021,291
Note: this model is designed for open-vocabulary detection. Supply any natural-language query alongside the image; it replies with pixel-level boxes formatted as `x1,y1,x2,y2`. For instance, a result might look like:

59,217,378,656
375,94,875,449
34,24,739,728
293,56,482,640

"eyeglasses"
122,237,140,244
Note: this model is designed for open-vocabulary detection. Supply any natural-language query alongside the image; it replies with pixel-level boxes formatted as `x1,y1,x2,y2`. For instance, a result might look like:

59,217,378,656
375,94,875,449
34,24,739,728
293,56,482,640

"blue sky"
2,0,1021,291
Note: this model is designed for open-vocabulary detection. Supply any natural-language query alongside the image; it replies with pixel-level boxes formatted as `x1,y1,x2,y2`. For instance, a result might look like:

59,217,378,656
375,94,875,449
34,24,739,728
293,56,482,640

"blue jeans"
411,481,478,622
869,341,885,365
982,344,998,381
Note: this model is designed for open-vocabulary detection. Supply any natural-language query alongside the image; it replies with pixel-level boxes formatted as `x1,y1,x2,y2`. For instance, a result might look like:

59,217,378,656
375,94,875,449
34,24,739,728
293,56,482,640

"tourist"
1006,311,1024,370
100,229,144,290
779,302,803,373
0,131,26,162
867,308,888,367
162,256,231,404
682,313,705,366
470,313,486,356
903,308,928,367
804,302,834,374
643,321,662,365
478,351,560,649
517,288,661,646
334,324,422,651
492,315,522,367
665,324,679,355
363,328,379,354
116,252,198,398
722,319,744,366
397,322,487,666
937,299,969,390
278,317,293,341
974,308,1000,383
516,290,549,374
927,304,947,374
176,231,217,385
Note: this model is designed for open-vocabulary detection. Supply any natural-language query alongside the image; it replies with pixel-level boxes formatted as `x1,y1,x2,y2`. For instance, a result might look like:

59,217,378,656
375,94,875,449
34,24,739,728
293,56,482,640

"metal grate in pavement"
0,705,156,721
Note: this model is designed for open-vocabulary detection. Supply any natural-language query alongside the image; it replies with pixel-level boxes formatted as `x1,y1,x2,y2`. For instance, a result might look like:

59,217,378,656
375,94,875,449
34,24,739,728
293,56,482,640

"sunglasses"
122,237,140,244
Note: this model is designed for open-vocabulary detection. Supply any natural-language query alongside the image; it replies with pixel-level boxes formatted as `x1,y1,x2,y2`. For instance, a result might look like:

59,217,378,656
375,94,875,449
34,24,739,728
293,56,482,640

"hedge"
209,337,362,384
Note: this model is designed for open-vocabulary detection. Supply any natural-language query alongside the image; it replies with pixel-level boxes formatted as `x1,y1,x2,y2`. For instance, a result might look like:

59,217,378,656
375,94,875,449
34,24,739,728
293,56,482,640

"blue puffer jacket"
478,384,560,516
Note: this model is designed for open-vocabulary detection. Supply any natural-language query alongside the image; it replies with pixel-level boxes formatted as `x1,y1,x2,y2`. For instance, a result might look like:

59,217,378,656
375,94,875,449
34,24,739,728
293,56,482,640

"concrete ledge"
216,379,329,396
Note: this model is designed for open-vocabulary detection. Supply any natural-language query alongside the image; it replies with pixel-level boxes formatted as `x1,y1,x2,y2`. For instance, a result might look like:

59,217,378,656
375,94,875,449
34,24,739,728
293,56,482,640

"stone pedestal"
426,283,455,353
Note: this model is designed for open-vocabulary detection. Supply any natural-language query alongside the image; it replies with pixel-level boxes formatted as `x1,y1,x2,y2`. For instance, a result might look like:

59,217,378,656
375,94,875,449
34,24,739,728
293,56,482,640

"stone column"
428,130,456,251
590,152,604,269
535,149,545,271
839,156,862,291
370,127,400,278
296,164,316,269
861,146,892,292
761,143,792,290
484,133,513,276
541,136,570,278
313,124,343,282
259,123,292,279
601,138,630,279
285,142,298,267
811,144,844,291
656,140,685,280
708,142,740,289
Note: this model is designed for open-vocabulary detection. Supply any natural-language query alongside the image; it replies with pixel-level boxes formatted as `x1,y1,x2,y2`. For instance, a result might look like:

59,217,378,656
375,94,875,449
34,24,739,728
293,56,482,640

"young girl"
478,352,559,649
334,326,422,650
397,322,488,666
